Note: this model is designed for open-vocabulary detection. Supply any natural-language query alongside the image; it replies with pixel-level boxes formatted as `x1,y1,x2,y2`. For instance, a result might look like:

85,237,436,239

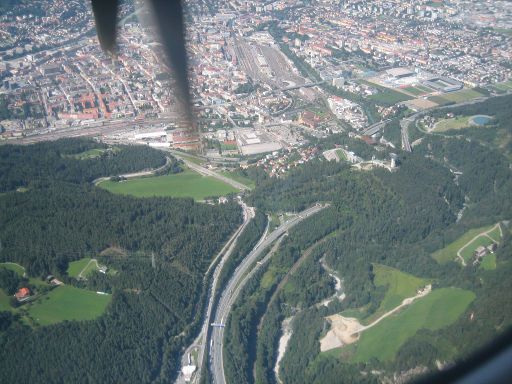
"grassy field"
491,80,512,92
430,89,484,105
432,224,495,264
220,170,255,189
487,224,502,242
67,258,92,278
220,143,238,151
335,149,347,161
99,168,237,200
27,285,111,325
432,116,471,132
340,308,368,320
493,28,512,37
65,148,107,160
480,254,497,270
460,235,498,262
365,265,429,324
402,86,430,96
361,80,414,105
427,95,454,106
368,89,413,105
352,288,475,362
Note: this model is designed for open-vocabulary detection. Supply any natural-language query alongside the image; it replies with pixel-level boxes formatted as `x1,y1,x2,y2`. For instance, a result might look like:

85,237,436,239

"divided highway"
168,150,250,191
208,204,327,384
175,201,255,384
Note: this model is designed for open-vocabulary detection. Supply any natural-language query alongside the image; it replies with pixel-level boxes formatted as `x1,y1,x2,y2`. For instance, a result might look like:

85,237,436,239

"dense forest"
0,139,242,383
0,138,168,192
222,121,512,384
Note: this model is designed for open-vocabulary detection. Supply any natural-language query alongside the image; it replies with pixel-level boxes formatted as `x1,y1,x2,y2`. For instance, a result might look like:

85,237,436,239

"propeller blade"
91,0,119,55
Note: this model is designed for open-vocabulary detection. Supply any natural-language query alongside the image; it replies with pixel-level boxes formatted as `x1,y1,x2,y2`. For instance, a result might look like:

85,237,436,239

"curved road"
92,156,172,185
209,204,327,384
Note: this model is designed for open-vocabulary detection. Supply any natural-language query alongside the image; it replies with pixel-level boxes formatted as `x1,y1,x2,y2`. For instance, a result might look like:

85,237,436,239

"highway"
168,150,250,191
175,202,255,384
361,119,391,136
400,117,413,152
208,204,327,384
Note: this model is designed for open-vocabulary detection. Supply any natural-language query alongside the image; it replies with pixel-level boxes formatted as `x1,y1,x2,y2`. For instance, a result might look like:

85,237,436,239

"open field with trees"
99,167,237,200
432,116,471,132
364,265,430,323
67,258,92,278
459,232,500,263
220,170,255,189
352,288,475,362
0,138,243,383
432,224,495,264
490,80,512,92
66,147,108,160
480,254,497,270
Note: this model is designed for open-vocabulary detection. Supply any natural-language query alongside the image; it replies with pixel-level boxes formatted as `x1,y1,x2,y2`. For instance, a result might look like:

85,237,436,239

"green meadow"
459,235,498,263
67,258,92,278
99,168,237,200
352,288,475,362
27,285,111,326
220,170,255,189
432,224,495,264
365,264,430,324
429,89,483,105
432,116,471,132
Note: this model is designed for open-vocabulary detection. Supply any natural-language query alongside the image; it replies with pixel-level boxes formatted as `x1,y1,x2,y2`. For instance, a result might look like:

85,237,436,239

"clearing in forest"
351,288,475,362
320,280,432,352
67,257,92,278
99,167,237,200
27,285,111,325
364,264,430,324
432,223,500,264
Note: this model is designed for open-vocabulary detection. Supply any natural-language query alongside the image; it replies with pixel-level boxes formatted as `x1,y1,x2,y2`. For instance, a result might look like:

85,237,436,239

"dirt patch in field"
405,98,438,110
320,315,362,351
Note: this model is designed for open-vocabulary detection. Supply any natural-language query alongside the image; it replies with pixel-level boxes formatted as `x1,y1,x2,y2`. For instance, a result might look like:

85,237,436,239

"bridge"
361,118,391,136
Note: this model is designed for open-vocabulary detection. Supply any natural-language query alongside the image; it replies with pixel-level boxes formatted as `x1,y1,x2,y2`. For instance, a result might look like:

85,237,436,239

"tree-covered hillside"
0,139,242,383
224,121,512,384
0,138,168,192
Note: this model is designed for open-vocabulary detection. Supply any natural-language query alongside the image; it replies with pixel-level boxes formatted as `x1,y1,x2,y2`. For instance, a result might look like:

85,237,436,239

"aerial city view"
0,0,511,383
